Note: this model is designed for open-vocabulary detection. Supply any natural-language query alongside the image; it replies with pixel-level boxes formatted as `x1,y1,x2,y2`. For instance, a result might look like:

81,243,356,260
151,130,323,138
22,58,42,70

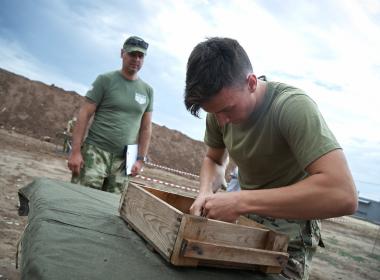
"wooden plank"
144,187,194,214
237,216,267,229
181,239,289,268
264,231,288,252
260,230,289,273
119,183,183,260
129,177,197,198
179,214,270,249
170,215,199,267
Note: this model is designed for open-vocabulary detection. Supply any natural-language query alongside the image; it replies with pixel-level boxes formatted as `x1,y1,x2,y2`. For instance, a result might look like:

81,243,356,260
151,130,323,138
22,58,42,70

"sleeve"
85,75,105,105
276,94,341,169
145,85,154,112
204,113,226,148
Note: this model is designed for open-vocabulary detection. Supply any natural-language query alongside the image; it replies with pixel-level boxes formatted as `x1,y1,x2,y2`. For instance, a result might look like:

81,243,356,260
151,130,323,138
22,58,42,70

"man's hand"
203,192,241,223
68,151,84,176
130,160,144,177
189,191,213,216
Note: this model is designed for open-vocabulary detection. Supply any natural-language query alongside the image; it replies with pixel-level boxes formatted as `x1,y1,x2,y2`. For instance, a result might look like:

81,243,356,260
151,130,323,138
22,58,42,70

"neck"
254,79,267,107
120,69,138,80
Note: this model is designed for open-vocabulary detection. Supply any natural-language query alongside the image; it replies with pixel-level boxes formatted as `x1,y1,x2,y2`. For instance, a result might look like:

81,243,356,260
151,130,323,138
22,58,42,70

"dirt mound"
0,68,207,174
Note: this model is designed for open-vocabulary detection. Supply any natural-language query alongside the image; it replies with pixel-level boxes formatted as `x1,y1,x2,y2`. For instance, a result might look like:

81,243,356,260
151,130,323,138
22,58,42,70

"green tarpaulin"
18,178,283,280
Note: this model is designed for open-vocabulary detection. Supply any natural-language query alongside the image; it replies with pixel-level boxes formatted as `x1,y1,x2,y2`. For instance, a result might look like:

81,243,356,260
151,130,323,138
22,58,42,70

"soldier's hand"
203,192,241,223
130,160,143,177
68,151,84,175
190,191,213,217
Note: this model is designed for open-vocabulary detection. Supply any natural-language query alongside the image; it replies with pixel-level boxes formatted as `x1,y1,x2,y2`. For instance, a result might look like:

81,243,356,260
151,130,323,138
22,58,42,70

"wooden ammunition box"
119,182,289,273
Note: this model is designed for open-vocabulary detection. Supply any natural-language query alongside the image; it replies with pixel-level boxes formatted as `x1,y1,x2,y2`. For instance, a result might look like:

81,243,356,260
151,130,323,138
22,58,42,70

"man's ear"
247,74,257,92
120,49,124,58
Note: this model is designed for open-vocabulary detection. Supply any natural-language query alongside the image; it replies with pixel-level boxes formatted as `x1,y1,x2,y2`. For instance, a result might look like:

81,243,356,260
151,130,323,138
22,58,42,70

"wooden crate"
119,182,289,273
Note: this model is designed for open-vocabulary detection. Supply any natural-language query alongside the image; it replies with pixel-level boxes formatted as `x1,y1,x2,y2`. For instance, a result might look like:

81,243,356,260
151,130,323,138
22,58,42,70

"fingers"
190,206,202,216
74,164,82,176
190,195,210,216
67,157,83,176
130,163,141,177
69,163,80,176
189,201,202,216
130,166,138,177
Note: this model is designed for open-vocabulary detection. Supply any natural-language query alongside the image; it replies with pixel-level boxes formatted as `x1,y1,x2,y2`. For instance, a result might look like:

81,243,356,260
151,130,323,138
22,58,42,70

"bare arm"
68,100,97,175
203,149,358,222
130,112,152,176
189,146,227,216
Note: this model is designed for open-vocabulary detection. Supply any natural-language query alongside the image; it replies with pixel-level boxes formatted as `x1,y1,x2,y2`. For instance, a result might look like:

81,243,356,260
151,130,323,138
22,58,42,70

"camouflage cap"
123,36,149,55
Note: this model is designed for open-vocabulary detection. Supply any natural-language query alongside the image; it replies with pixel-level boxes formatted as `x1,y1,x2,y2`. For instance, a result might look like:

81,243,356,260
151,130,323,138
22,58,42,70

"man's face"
202,84,254,126
122,50,145,74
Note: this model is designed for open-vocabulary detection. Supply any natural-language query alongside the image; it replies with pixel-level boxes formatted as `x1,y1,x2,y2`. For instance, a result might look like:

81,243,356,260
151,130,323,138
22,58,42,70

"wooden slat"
144,187,194,214
260,230,289,273
181,239,289,268
129,177,197,198
179,214,270,249
170,215,199,267
237,216,267,229
171,214,269,267
119,183,182,260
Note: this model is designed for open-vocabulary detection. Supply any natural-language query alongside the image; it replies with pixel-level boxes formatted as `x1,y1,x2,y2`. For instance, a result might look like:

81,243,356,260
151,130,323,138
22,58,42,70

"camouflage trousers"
247,214,323,280
71,143,128,193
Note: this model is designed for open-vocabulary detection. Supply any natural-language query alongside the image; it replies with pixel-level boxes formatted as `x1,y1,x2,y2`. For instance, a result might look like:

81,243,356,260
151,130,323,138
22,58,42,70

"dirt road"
0,128,379,280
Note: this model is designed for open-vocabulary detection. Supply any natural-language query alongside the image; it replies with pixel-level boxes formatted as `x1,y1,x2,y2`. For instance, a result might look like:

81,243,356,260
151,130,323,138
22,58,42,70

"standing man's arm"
68,100,97,175
130,111,152,176
189,146,227,216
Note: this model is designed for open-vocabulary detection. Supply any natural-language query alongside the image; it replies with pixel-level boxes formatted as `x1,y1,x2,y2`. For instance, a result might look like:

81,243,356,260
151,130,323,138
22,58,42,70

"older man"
68,36,153,193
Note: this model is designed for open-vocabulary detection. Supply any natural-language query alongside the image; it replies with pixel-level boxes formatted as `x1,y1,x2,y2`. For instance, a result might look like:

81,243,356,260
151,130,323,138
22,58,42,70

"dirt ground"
0,128,379,280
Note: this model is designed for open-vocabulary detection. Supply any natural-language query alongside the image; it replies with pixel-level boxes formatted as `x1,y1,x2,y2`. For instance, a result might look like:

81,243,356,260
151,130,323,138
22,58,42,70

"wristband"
136,155,147,163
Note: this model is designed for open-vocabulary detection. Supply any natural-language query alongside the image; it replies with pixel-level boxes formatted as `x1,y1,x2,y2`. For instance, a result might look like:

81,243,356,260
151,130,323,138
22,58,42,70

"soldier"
184,37,358,280
62,117,77,153
68,36,153,193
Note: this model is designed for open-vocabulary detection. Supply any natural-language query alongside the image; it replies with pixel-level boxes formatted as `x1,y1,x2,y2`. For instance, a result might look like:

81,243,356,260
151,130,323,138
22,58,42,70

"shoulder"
270,81,307,99
136,78,154,94
205,113,222,133
269,82,316,113
93,70,120,85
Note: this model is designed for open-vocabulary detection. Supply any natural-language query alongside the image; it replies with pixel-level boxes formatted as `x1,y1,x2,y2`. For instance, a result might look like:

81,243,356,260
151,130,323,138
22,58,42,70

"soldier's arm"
189,146,227,216
136,111,152,160
130,112,152,177
204,149,358,222
68,100,97,175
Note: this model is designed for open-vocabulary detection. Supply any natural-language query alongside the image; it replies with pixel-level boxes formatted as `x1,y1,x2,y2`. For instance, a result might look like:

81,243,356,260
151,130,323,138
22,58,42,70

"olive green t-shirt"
85,71,153,156
204,81,340,190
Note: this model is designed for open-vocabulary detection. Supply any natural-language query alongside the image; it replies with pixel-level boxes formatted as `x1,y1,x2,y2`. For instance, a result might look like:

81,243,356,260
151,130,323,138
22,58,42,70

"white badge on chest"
135,92,147,104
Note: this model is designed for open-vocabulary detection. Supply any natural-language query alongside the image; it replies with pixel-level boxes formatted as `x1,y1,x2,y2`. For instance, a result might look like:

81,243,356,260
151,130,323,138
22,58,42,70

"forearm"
238,173,357,220
137,121,151,157
199,156,221,195
71,109,92,154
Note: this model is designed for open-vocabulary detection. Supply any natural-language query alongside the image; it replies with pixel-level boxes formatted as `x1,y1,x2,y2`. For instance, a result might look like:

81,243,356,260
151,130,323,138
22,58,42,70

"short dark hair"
184,37,253,117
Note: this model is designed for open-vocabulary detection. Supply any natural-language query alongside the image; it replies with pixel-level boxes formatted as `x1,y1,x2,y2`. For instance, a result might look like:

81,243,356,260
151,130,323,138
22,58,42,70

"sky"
1,0,379,201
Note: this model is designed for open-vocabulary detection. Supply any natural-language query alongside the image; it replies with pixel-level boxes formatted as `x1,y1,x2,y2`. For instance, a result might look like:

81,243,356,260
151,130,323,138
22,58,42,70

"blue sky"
1,0,379,200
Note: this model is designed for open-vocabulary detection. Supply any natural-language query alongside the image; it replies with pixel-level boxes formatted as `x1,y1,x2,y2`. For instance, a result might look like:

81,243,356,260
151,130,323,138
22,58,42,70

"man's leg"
71,143,110,190
102,155,129,194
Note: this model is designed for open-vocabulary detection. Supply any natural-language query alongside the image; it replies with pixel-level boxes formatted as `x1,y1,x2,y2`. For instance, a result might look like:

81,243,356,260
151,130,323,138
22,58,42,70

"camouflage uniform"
247,214,323,280
71,143,128,193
